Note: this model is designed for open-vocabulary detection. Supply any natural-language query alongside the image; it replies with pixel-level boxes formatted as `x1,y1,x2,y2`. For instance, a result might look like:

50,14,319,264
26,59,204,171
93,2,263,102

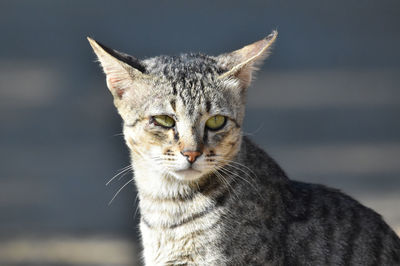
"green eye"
206,115,226,131
153,115,175,128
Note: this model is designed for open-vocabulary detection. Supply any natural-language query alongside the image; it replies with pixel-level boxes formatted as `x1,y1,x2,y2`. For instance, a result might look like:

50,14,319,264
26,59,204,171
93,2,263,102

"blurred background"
1,0,399,265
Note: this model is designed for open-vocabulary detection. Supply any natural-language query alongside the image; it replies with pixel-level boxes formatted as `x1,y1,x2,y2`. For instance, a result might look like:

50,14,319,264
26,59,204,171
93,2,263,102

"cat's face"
89,32,277,182
122,61,243,181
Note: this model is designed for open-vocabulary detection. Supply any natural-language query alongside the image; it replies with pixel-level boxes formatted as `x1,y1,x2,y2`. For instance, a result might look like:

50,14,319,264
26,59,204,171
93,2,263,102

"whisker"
106,165,132,186
218,164,264,200
214,157,258,178
112,132,124,137
221,162,257,182
215,160,255,182
212,169,240,201
108,178,135,205
241,122,264,137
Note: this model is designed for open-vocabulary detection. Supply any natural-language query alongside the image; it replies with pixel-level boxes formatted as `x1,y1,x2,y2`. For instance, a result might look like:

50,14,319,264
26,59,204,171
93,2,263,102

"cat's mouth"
172,168,203,180
175,168,202,174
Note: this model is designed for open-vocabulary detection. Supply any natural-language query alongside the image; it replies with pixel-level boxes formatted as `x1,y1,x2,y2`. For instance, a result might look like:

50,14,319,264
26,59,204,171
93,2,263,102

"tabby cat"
88,31,400,265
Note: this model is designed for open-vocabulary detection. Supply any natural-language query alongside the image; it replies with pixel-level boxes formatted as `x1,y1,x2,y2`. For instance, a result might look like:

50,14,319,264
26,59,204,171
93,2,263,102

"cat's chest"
139,197,225,266
140,219,223,266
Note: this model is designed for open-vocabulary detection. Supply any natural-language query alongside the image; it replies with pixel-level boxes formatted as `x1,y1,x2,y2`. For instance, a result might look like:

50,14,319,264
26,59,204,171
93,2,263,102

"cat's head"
88,32,277,182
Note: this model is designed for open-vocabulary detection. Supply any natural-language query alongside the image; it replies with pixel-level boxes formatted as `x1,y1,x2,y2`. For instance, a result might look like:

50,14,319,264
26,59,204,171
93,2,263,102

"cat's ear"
87,37,148,99
217,31,277,88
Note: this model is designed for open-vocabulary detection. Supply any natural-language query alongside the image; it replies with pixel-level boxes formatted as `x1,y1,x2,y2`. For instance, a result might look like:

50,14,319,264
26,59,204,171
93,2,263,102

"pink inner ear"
106,76,125,98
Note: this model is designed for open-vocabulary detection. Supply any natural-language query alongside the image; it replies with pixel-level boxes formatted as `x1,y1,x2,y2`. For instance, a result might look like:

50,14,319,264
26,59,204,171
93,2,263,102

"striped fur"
88,32,400,265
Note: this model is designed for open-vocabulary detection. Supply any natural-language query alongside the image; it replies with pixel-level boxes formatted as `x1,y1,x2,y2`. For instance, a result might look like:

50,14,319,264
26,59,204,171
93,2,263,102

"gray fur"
88,33,400,265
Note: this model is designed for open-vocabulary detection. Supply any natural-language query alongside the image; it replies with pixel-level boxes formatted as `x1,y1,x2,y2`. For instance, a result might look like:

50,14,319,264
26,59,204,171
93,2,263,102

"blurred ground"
0,0,399,265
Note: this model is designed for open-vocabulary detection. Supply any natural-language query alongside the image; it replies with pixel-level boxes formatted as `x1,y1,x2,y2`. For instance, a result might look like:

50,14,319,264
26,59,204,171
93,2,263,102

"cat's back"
280,180,400,265
232,138,400,265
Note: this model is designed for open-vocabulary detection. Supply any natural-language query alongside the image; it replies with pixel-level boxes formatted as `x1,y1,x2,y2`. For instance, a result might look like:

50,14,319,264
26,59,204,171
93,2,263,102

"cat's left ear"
87,37,149,100
217,30,277,88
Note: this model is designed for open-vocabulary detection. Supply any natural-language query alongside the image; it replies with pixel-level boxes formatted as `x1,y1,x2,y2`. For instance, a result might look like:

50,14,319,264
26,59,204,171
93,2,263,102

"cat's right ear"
87,37,148,99
216,31,277,89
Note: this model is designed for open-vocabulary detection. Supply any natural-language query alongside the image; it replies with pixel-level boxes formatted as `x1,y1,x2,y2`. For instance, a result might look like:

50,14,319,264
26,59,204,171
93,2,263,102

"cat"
88,31,400,265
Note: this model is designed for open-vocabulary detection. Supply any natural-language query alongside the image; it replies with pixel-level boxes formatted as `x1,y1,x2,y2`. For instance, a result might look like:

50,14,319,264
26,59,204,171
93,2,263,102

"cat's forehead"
142,53,232,115
144,53,224,77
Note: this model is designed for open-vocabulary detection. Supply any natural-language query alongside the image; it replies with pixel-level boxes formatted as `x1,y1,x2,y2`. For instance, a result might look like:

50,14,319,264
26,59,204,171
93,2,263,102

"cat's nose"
181,150,202,164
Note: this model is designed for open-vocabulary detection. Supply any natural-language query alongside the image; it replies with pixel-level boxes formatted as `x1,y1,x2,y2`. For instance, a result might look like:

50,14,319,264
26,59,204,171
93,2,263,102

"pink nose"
181,150,202,163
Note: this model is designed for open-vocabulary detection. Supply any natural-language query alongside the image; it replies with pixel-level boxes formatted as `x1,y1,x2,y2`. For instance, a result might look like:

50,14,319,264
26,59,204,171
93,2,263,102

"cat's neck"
133,162,230,228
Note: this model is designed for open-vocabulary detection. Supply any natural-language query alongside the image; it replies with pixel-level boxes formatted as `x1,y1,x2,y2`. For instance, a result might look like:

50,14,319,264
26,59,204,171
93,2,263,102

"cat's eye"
206,115,226,131
153,115,175,128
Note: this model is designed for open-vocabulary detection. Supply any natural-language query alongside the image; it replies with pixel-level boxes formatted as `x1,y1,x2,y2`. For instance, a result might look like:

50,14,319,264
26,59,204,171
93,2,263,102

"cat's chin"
171,169,203,181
